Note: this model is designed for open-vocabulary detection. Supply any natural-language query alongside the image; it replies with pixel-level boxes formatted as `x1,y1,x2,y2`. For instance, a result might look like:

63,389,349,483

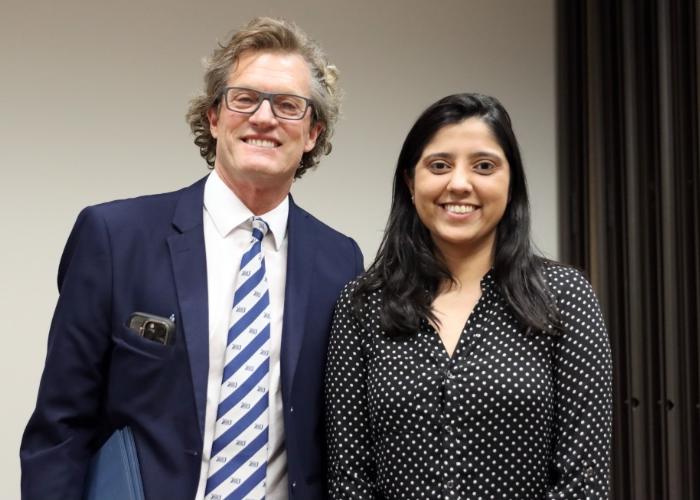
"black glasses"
222,87,313,120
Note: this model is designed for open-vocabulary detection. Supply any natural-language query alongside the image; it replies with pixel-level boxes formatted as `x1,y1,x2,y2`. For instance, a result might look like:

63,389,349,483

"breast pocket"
113,322,174,359
108,323,178,417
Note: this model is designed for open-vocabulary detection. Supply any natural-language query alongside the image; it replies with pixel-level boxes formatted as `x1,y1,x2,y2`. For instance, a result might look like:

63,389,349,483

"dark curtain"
557,0,699,499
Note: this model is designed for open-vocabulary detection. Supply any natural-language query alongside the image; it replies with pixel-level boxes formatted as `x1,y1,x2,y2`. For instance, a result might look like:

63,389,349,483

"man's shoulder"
83,176,206,227
290,201,352,242
289,201,363,270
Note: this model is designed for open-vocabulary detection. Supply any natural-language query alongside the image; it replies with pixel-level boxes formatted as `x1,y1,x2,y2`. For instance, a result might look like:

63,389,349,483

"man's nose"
249,98,278,125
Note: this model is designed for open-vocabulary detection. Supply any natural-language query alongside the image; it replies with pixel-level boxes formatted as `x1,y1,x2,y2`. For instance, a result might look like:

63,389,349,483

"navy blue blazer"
20,176,364,500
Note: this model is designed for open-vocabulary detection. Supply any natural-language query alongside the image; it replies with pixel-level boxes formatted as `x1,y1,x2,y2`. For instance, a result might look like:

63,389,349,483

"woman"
325,93,612,499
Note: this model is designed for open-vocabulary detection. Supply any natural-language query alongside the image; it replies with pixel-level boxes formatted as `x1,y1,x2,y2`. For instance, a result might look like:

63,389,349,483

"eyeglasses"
222,87,313,120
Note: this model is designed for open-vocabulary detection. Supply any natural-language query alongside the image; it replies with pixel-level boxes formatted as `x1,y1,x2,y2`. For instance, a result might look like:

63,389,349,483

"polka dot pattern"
325,264,612,499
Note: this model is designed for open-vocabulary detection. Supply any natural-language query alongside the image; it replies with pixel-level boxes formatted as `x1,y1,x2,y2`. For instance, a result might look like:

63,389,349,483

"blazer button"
290,406,295,413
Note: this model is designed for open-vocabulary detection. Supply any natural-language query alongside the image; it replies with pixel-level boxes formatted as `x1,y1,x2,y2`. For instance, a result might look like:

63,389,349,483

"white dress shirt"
195,170,289,500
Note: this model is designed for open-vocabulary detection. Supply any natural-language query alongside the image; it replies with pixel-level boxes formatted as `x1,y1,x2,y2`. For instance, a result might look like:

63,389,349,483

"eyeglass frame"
219,86,315,121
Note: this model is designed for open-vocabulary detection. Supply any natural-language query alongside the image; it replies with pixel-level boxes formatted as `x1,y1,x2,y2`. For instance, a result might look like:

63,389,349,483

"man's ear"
207,105,220,139
304,121,324,152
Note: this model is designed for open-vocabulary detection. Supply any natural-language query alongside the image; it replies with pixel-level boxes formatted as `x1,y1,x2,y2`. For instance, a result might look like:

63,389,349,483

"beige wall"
0,0,555,496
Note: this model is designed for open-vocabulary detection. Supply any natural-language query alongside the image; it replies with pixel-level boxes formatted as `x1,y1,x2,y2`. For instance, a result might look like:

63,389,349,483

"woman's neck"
437,237,494,292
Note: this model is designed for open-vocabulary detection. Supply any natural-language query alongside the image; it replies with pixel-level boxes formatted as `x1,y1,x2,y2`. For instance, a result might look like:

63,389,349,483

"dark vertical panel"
595,2,635,498
557,0,699,498
618,1,640,497
556,0,588,267
619,3,653,497
695,4,700,498
634,5,665,499
585,0,605,289
657,0,681,496
666,0,700,497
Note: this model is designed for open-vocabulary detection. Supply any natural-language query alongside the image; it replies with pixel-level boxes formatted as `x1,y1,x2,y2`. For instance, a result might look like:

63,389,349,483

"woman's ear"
404,171,415,204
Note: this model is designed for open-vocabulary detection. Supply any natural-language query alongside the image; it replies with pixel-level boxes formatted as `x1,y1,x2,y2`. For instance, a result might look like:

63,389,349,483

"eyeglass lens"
226,88,308,119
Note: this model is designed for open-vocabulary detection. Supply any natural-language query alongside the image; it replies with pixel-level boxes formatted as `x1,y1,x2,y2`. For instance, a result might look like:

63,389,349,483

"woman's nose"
446,166,473,193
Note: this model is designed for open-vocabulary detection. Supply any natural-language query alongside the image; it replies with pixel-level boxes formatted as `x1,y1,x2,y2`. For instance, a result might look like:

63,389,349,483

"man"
21,17,363,500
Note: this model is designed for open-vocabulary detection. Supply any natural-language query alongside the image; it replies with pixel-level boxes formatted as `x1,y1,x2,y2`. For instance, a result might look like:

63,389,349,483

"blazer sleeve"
350,237,365,277
547,269,613,499
20,206,114,500
325,283,376,500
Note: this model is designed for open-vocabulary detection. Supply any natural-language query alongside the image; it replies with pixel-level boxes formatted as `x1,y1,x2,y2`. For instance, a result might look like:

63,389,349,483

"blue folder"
83,427,145,500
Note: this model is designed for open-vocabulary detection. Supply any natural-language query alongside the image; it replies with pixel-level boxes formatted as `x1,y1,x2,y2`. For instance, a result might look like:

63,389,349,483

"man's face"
208,51,322,196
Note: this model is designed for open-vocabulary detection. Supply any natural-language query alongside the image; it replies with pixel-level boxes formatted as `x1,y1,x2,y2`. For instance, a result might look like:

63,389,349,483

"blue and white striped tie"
205,217,271,500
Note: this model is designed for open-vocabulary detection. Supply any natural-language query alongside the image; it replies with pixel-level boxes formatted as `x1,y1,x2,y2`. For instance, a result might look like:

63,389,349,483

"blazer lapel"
280,197,317,402
167,176,209,438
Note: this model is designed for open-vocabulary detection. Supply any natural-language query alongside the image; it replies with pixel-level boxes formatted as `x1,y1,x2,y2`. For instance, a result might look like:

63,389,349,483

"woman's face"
407,117,510,258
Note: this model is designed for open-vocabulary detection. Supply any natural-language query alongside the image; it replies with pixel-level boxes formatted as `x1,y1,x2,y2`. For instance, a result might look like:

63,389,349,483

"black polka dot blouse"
325,265,612,499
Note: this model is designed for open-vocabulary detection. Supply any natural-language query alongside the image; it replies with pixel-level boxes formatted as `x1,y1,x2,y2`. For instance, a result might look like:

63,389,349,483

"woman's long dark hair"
353,93,562,337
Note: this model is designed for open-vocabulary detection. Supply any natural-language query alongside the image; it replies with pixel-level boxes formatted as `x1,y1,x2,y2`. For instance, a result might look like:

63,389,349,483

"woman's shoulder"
338,272,383,296
541,260,594,295
336,275,382,309
544,261,597,309
332,277,386,340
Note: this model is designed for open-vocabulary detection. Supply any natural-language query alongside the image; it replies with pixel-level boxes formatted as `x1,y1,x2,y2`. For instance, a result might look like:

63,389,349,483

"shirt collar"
203,170,289,250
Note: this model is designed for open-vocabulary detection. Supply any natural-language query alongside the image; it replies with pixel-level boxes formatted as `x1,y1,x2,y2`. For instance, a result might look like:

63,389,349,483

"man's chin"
235,163,297,186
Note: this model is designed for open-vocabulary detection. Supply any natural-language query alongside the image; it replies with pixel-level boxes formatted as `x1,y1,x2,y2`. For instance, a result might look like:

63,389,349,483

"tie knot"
251,217,269,242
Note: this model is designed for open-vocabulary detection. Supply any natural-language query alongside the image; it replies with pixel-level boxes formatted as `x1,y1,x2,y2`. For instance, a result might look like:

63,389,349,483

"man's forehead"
227,50,312,88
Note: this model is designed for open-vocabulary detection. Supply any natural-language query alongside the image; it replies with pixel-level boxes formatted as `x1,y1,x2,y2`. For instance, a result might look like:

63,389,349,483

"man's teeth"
245,138,277,148
444,204,476,214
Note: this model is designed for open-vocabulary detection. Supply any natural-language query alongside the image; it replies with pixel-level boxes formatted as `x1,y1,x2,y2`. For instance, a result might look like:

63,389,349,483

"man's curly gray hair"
185,17,342,178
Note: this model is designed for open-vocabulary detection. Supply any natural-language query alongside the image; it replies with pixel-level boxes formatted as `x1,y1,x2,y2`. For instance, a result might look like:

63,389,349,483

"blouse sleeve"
547,268,613,499
325,283,376,499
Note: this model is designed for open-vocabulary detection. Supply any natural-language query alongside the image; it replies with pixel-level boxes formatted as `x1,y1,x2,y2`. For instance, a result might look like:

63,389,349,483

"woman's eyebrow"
422,152,455,162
